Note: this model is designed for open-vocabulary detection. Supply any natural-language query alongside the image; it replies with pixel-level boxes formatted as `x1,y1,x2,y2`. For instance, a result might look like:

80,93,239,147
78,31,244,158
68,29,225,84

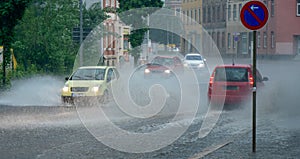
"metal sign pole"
79,0,83,66
240,1,269,153
252,30,257,153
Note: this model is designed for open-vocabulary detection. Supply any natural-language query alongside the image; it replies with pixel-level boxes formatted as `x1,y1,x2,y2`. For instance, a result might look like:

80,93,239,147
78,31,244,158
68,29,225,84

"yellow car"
61,66,119,104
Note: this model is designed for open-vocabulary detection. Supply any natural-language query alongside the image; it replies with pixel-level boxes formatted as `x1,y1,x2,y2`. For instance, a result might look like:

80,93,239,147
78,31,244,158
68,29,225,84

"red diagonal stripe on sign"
246,7,263,24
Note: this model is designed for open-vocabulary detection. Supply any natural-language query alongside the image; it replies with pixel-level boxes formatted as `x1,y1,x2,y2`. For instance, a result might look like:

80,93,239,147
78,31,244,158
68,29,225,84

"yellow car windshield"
70,68,106,80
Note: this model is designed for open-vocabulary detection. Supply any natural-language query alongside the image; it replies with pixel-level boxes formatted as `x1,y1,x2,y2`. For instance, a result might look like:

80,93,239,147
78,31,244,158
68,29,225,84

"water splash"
0,76,64,106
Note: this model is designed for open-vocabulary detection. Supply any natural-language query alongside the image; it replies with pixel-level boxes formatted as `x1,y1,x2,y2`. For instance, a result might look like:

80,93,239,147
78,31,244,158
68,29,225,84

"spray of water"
257,60,300,130
0,76,64,106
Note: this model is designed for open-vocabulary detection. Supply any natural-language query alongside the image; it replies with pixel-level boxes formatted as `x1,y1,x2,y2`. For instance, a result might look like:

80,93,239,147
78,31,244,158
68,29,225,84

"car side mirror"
262,77,269,81
204,58,207,62
65,77,69,81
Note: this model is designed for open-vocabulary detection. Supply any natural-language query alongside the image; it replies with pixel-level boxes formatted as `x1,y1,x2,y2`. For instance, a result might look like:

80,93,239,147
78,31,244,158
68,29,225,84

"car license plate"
224,86,239,90
72,93,85,97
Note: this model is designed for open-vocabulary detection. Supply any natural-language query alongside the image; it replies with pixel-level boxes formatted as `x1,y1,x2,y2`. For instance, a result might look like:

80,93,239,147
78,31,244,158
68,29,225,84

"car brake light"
209,74,214,87
249,73,254,86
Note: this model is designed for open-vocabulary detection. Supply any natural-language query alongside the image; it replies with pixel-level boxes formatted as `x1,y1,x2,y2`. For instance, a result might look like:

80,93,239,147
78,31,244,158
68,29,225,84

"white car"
183,53,206,69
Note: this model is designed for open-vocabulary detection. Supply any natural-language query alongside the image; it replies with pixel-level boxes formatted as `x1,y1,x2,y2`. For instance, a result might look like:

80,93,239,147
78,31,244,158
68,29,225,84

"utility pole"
146,14,150,61
79,0,83,66
100,0,103,65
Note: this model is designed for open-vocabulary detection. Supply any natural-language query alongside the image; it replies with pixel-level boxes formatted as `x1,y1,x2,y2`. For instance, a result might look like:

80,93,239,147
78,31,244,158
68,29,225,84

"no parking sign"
240,1,269,30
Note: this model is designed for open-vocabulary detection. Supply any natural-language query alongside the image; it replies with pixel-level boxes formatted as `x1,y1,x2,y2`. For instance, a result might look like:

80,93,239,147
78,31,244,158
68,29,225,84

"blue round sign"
240,1,269,30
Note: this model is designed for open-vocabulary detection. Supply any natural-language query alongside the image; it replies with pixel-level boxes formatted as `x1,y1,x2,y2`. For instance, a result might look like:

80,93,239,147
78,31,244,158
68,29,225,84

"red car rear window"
152,57,174,66
214,67,249,82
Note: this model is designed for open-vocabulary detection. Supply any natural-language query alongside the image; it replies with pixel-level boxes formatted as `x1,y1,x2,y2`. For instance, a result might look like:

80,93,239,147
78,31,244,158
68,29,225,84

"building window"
222,32,225,49
203,7,206,23
208,6,211,22
223,4,226,21
183,10,186,24
263,32,267,48
198,8,201,24
190,10,194,24
187,10,189,24
217,5,220,21
271,0,275,16
228,5,231,21
111,0,115,7
212,6,216,22
257,32,261,48
212,32,215,45
233,4,237,21
176,8,181,16
105,0,110,7
271,31,275,48
239,4,242,20
297,0,300,16
228,33,231,48
217,32,220,48
233,35,236,49
195,9,197,23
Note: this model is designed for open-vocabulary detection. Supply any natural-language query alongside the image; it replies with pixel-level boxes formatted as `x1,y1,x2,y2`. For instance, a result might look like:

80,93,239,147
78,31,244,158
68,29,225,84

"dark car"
144,56,184,78
208,64,268,105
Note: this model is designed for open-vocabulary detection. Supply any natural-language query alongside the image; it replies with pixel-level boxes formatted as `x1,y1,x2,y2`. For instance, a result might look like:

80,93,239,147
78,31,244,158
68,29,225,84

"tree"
12,0,109,76
83,2,108,28
0,0,31,88
13,0,84,75
118,0,163,66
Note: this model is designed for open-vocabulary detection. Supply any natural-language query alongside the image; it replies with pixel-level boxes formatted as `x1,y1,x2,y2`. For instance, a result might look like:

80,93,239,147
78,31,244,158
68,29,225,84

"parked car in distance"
208,64,268,105
183,53,206,69
61,66,119,104
144,55,184,78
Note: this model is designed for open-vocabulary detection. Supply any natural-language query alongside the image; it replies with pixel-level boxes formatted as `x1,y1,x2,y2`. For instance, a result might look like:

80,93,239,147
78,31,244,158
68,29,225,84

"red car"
208,64,268,105
144,56,184,78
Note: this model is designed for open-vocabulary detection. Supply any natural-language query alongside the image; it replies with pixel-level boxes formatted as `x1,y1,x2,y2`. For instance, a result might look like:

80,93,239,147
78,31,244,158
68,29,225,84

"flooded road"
0,58,300,158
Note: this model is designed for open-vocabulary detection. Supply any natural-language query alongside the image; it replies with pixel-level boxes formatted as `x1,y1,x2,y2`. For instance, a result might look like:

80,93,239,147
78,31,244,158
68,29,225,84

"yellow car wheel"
99,90,110,104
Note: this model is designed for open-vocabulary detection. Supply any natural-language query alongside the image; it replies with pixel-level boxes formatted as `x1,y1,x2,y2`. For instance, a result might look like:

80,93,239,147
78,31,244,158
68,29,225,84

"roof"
185,53,202,56
78,66,115,69
215,64,252,68
154,55,178,58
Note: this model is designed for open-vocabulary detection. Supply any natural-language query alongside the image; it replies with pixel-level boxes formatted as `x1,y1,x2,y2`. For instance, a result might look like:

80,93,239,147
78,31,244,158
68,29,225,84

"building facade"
181,0,203,54
257,0,300,57
226,0,250,57
202,0,227,55
101,0,130,65
182,0,300,57
164,0,182,16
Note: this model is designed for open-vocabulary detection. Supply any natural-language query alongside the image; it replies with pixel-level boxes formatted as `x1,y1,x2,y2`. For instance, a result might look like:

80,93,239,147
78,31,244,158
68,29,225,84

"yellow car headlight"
91,86,99,92
62,84,69,92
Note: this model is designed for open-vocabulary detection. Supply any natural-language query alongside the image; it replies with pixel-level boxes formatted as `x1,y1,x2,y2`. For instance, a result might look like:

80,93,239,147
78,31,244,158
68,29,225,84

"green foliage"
12,0,109,77
13,0,79,75
83,2,108,28
0,0,108,88
118,0,163,12
0,0,31,88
